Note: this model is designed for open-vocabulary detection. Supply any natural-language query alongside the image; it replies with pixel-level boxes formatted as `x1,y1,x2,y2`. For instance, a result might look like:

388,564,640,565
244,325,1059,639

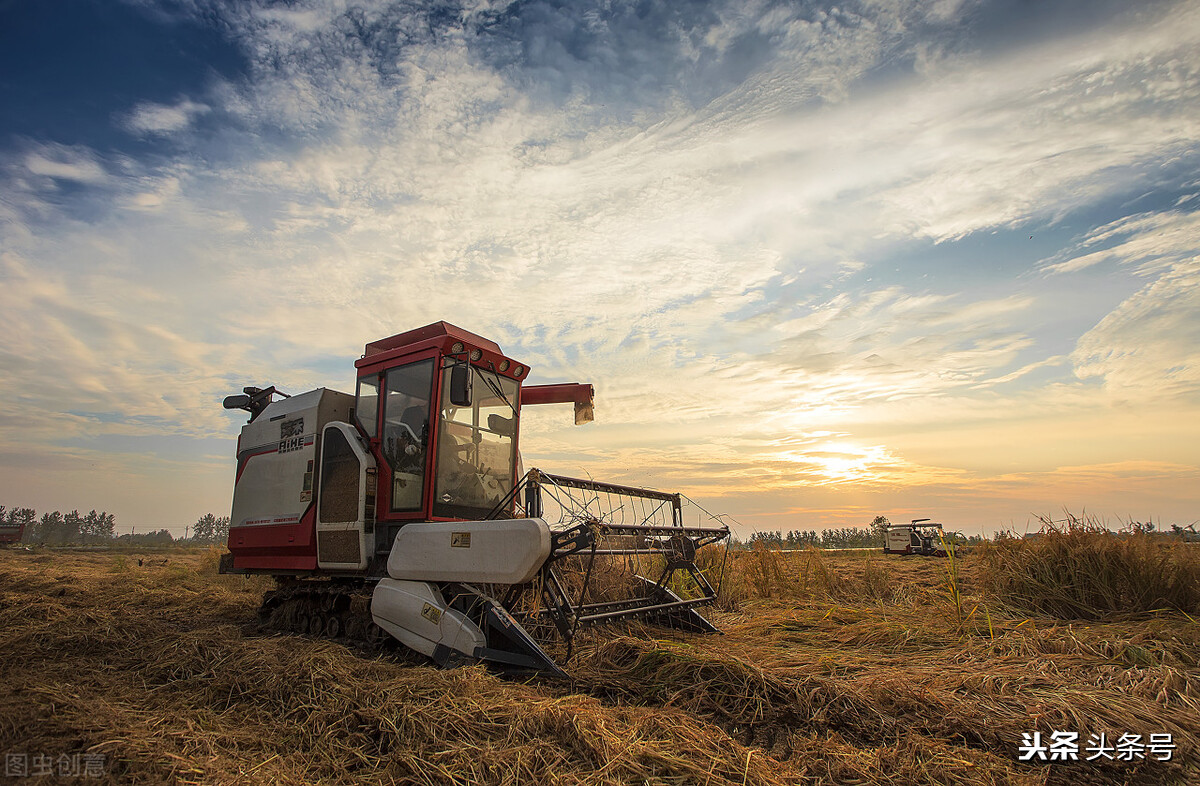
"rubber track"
257,580,396,653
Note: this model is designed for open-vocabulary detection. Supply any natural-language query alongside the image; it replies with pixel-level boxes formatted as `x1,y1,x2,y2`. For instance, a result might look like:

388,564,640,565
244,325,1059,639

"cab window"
383,360,434,511
355,375,379,439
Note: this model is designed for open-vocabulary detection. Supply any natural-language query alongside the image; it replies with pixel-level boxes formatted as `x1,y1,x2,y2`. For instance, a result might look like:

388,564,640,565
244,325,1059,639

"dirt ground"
1,547,1195,785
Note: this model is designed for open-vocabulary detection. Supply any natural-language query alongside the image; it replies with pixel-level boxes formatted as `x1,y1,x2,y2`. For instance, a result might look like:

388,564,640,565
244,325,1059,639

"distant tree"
63,510,84,544
149,528,175,545
193,513,217,541
34,511,65,545
193,513,230,544
117,528,176,546
102,511,116,538
81,510,115,541
79,510,96,540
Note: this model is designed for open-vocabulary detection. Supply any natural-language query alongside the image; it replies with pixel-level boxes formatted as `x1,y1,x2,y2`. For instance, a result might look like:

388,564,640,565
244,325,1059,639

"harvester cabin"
352,322,525,524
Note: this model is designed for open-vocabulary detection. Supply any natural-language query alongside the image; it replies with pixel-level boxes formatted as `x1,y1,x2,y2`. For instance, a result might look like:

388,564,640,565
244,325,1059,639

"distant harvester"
883,519,952,557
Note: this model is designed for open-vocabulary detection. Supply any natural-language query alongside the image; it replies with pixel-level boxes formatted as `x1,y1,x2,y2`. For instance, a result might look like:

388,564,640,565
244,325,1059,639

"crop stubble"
0,541,1196,785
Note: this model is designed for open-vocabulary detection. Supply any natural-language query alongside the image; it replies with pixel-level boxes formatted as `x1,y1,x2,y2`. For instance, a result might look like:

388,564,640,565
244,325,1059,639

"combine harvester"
883,518,953,557
219,322,730,676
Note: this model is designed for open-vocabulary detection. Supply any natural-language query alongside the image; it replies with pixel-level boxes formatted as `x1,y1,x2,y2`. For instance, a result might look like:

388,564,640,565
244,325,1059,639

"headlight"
450,341,465,355
513,365,525,377
470,348,482,361
498,359,510,372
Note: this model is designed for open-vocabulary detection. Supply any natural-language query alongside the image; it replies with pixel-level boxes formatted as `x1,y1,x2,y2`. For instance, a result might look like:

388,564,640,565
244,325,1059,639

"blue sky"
1,0,1198,537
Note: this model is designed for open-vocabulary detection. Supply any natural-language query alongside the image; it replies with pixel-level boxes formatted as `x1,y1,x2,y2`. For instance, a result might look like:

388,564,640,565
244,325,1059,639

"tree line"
1,505,230,546
741,528,992,549
745,526,885,549
1,505,115,545
739,514,890,549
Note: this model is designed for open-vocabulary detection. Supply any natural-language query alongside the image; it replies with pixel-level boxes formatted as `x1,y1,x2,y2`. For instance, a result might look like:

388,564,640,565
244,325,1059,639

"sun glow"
775,440,901,485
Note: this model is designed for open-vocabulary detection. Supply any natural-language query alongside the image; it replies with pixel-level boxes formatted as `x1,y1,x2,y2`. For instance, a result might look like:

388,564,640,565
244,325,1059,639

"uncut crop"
977,518,1200,619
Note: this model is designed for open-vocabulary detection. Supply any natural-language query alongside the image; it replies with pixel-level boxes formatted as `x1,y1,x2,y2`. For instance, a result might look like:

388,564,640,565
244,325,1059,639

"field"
1,540,1197,785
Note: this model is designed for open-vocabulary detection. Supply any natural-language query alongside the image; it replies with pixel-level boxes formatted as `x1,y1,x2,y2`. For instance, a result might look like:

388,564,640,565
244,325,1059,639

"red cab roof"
363,321,503,359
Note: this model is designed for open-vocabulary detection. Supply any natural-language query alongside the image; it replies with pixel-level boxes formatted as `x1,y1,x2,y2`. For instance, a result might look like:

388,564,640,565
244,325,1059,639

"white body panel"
370,579,486,658
231,388,353,528
885,528,912,553
387,518,551,585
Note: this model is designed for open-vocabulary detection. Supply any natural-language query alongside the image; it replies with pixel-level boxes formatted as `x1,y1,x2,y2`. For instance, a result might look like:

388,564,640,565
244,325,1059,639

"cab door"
316,422,376,571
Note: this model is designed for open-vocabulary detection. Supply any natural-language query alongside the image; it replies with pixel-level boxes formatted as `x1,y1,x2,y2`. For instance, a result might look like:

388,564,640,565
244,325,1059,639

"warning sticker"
420,602,443,625
451,532,471,548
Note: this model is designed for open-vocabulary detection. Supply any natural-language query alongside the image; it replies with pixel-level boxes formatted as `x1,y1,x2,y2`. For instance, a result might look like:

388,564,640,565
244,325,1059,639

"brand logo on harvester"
279,418,304,453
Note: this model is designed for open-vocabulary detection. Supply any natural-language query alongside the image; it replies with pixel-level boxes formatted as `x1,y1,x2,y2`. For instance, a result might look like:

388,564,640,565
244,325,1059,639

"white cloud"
1073,259,1200,401
124,99,211,135
1033,209,1200,402
23,145,108,183
1042,210,1200,275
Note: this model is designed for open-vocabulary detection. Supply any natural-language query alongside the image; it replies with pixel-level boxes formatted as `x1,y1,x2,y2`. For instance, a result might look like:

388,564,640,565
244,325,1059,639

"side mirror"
222,385,284,422
223,394,251,410
449,363,472,407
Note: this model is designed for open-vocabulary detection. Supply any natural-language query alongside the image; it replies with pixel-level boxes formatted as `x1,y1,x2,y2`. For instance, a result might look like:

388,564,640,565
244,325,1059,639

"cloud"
124,99,211,135
1073,259,1200,401
1041,209,1200,276
22,145,109,183
0,251,253,444
962,460,1200,522
1032,208,1200,402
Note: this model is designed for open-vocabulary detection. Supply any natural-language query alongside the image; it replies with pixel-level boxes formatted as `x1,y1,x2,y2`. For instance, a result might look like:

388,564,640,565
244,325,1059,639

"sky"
1,0,1198,539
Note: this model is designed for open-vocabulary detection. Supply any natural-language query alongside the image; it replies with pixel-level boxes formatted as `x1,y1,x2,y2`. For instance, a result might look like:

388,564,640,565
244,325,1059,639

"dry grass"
707,545,920,607
977,521,1200,619
2,540,1198,785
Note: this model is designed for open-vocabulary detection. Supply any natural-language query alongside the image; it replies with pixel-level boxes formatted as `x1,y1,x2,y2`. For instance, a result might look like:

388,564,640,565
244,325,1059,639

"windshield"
433,363,519,520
